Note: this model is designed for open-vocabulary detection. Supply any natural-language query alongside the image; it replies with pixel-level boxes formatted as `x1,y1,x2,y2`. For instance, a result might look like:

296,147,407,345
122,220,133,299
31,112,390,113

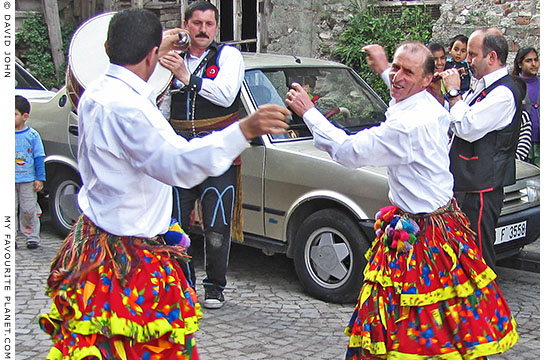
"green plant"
334,5,433,102
16,13,76,90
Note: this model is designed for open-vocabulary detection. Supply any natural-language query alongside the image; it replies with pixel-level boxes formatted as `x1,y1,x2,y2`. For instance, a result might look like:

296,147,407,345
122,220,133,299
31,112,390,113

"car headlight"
520,177,540,203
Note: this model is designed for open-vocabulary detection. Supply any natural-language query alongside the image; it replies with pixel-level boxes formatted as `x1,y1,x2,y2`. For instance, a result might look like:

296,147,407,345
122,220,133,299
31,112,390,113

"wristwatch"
446,88,461,98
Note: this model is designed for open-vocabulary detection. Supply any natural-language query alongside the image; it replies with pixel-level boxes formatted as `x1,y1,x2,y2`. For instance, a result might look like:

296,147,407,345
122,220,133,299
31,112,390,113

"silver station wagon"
20,53,540,303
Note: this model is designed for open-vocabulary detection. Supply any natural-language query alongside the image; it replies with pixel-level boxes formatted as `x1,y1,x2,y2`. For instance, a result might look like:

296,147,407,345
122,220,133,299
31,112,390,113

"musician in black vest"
159,1,245,309
441,27,524,272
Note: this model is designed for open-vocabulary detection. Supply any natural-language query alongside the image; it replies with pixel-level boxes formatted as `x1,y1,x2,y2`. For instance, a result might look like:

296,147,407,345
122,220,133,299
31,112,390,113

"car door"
238,84,266,236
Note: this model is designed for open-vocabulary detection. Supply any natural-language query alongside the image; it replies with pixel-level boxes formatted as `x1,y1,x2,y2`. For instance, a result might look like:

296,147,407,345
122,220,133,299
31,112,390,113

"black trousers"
172,165,238,292
455,187,504,272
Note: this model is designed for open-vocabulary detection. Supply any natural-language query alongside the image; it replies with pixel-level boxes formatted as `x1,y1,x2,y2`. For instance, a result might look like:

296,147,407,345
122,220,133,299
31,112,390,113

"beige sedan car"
22,53,540,303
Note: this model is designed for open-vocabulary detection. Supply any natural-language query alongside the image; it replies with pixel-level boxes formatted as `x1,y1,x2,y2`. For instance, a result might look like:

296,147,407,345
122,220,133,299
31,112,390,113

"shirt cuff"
449,99,469,124
221,121,250,151
381,68,391,89
302,107,324,129
189,75,202,92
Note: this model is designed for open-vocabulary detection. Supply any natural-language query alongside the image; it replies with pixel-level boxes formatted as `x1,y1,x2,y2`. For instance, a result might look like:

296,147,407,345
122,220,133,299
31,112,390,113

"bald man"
441,27,525,271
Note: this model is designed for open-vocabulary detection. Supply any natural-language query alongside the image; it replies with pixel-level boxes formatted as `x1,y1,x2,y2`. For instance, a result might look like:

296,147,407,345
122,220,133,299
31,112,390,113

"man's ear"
105,41,109,56
423,73,433,88
146,46,159,67
488,51,498,66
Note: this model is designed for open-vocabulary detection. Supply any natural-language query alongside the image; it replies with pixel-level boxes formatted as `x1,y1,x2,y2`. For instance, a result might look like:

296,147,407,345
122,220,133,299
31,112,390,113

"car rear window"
16,64,47,90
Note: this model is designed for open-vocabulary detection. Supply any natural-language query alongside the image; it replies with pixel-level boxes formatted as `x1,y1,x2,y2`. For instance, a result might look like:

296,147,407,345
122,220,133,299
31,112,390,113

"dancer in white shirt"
286,41,517,360
39,8,289,360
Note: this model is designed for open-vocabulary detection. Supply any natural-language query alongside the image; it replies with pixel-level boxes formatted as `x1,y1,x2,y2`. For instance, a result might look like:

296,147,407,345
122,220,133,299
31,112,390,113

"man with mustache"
159,0,245,310
441,27,525,271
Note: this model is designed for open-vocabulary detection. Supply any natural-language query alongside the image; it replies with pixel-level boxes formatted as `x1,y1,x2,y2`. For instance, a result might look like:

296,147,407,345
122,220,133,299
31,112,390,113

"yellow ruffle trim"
39,301,201,345
346,318,518,360
46,344,103,360
362,255,498,307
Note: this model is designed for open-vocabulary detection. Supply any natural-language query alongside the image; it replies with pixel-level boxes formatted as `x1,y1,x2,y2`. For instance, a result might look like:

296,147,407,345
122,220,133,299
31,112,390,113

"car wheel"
293,208,369,303
48,169,82,236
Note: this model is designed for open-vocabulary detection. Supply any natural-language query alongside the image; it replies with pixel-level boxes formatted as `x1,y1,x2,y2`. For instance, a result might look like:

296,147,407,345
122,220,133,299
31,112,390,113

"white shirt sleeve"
302,107,411,169
109,104,249,189
381,68,391,89
449,85,516,143
197,46,245,108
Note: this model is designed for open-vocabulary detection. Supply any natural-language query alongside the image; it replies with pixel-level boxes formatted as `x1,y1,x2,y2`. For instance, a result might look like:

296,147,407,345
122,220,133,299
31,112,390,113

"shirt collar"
106,63,157,104
482,66,509,88
388,89,429,110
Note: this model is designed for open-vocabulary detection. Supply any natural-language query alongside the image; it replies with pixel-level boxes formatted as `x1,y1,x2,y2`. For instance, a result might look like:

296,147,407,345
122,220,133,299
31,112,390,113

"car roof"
242,52,350,70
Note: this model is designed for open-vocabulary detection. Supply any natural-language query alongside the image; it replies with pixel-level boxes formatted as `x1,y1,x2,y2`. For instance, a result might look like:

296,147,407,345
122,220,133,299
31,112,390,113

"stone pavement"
15,216,539,359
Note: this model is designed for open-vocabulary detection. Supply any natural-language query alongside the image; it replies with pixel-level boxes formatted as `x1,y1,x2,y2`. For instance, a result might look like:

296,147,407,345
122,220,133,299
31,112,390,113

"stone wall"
263,0,540,67
262,0,353,59
431,0,540,67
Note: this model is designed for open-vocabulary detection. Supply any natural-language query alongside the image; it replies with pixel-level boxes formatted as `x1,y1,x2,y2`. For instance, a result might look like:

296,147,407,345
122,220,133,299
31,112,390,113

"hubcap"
54,179,81,230
305,227,353,289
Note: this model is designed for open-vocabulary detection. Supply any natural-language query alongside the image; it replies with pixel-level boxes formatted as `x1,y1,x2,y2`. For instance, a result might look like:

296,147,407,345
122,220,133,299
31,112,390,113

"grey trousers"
15,182,41,243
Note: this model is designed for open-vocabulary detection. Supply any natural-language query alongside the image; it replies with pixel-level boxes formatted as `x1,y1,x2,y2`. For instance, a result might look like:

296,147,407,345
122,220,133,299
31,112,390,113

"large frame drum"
66,12,172,108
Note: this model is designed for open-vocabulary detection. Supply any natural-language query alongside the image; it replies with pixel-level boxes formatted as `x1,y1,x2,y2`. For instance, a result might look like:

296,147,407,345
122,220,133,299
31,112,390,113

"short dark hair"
15,95,31,114
512,47,538,76
397,41,435,77
449,34,468,49
106,8,162,66
483,33,508,65
184,1,219,22
427,42,445,55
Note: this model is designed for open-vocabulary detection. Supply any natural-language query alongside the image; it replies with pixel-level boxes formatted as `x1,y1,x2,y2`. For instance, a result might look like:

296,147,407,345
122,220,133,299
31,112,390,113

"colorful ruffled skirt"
39,216,203,360
345,201,518,359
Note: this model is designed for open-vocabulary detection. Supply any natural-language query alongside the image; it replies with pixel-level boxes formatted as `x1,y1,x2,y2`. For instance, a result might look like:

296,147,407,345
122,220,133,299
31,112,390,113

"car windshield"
245,67,386,139
15,63,47,90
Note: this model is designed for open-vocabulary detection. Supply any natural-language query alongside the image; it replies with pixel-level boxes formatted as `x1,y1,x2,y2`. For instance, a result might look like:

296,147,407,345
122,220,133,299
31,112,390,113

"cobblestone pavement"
15,217,539,359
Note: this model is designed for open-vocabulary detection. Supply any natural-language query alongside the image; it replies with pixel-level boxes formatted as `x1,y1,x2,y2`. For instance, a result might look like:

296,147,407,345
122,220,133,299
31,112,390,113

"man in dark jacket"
442,27,524,271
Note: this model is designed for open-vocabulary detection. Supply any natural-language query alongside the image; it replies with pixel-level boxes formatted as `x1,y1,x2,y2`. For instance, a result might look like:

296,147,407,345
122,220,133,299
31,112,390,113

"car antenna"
293,55,301,64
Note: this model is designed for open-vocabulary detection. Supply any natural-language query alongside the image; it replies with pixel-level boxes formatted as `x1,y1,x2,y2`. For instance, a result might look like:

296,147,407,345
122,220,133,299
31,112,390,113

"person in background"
159,0,244,310
512,47,540,166
287,40,518,360
445,34,472,92
427,42,447,104
15,95,45,250
38,8,290,359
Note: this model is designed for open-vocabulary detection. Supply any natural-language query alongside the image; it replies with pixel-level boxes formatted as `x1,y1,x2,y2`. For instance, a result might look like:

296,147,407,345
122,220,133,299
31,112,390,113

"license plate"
495,220,527,245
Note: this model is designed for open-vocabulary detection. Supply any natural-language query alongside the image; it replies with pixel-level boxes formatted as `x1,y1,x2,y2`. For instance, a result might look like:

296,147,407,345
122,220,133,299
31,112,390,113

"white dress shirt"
302,90,454,214
77,64,249,237
449,67,516,142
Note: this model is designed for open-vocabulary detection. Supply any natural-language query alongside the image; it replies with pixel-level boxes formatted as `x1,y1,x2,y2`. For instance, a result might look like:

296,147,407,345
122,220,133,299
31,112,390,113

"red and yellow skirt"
39,216,203,360
345,201,518,359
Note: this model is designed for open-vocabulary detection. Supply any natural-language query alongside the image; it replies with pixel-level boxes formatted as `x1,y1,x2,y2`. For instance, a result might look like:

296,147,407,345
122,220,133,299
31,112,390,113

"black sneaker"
26,240,40,249
204,287,224,309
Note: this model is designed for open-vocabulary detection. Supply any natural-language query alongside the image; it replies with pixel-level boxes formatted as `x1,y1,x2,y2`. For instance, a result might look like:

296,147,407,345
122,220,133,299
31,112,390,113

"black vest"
170,42,241,122
450,74,524,192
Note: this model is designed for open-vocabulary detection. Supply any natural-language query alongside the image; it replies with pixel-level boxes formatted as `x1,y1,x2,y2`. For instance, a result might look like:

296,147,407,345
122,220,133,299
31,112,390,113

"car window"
15,63,47,90
245,67,386,141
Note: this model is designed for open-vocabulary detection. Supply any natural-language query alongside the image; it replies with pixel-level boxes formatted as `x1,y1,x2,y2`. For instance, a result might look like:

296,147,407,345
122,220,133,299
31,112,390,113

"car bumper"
494,205,540,260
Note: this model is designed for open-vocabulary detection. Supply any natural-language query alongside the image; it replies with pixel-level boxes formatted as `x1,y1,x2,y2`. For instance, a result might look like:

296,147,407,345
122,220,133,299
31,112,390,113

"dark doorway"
241,0,257,52
219,1,234,42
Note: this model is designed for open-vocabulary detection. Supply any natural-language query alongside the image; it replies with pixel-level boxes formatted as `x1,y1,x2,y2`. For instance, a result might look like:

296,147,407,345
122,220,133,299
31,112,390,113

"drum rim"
66,11,172,107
